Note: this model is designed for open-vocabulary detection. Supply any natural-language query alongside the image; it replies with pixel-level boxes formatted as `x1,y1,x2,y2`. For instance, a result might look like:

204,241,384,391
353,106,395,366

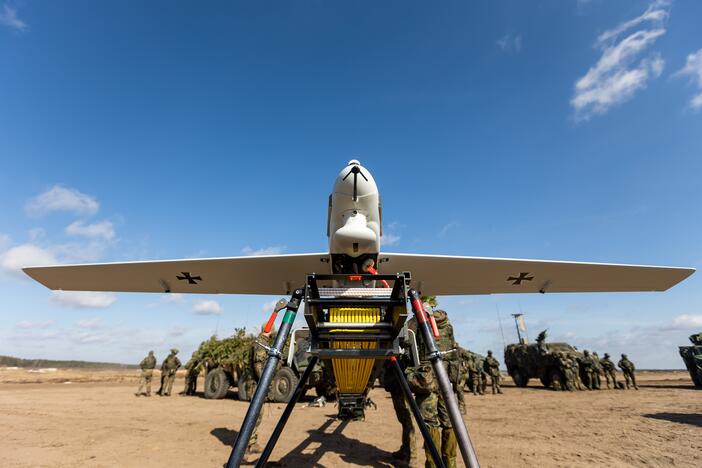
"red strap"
263,310,278,334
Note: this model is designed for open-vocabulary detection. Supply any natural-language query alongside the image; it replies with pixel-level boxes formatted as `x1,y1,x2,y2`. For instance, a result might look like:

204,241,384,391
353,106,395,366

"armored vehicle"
203,328,332,402
679,333,702,387
504,341,581,388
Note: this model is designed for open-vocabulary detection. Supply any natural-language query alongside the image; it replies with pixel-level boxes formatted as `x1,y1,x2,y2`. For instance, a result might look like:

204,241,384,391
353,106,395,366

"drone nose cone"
347,159,360,166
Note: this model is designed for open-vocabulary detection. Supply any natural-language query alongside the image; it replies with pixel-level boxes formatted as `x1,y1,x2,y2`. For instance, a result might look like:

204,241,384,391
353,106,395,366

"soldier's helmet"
621,353,627,358
487,350,493,356
604,353,610,358
583,350,590,356
148,350,154,355
171,348,179,354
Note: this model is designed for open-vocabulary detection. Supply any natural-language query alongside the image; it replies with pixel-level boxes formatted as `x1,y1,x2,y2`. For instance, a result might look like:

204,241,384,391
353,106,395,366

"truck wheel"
237,369,254,402
204,368,230,399
271,367,298,403
511,369,529,388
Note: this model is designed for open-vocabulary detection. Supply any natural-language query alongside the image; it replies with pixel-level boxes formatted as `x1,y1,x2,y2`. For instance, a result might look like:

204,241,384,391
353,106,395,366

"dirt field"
0,368,700,467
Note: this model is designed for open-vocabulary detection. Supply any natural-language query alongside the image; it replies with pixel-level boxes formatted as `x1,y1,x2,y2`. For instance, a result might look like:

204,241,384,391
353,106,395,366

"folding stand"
226,274,480,468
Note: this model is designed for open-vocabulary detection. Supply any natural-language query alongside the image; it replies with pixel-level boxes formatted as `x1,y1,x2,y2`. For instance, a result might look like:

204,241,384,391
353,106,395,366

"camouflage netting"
193,327,289,371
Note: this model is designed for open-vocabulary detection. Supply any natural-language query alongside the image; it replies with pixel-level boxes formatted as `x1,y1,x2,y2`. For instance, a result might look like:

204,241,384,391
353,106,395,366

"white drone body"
24,160,694,297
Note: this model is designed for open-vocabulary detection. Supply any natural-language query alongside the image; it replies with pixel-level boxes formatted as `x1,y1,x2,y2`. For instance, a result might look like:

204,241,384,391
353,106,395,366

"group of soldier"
552,349,638,391
134,348,183,397
384,301,502,468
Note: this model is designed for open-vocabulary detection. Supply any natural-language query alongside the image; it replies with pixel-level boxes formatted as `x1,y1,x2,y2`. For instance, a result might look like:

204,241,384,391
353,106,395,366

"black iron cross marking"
343,165,368,201
507,272,534,285
177,272,202,284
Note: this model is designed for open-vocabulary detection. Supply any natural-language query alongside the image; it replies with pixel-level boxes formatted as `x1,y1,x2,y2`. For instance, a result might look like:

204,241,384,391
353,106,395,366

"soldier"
569,354,584,391
483,351,502,394
246,328,273,455
557,352,575,391
382,355,417,466
407,305,457,468
618,354,638,390
579,350,595,390
135,350,156,397
451,347,467,415
600,353,618,389
181,349,202,396
158,349,181,396
591,351,602,390
460,348,479,397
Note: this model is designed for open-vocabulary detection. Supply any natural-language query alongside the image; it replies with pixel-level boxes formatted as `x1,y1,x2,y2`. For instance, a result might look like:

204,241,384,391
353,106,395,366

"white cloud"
50,241,107,263
571,1,669,120
72,331,107,344
193,299,223,315
675,48,702,110
382,233,400,246
668,314,702,330
241,245,286,256
50,291,116,309
0,243,57,277
65,220,115,240
163,293,185,304
0,4,27,32
76,318,103,329
497,34,522,53
16,320,55,329
26,185,99,217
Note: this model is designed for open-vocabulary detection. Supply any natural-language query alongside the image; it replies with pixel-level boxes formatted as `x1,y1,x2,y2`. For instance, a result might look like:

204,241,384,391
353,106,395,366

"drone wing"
379,253,694,296
23,253,330,295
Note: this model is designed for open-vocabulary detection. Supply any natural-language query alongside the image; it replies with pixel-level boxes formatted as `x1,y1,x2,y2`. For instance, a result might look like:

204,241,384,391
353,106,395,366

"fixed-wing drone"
23,160,695,468
23,159,694,296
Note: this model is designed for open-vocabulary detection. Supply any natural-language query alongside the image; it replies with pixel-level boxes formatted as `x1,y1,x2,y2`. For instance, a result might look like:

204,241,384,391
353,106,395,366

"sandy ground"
0,368,700,468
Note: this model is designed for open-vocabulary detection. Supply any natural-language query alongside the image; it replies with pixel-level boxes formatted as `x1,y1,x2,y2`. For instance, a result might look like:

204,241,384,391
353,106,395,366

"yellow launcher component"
329,307,380,394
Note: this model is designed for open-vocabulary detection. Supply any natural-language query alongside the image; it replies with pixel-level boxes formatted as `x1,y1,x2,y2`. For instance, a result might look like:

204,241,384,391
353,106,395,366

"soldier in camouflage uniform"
158,349,181,396
483,351,502,394
557,352,575,391
591,352,602,390
181,349,202,396
569,354,584,390
600,353,618,389
135,350,156,396
382,355,416,466
579,350,595,390
451,347,467,415
618,354,638,390
465,353,479,396
246,329,273,455
407,306,458,468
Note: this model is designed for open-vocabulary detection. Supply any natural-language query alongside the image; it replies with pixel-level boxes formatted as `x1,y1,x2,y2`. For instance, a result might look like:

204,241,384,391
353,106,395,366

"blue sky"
1,1,701,368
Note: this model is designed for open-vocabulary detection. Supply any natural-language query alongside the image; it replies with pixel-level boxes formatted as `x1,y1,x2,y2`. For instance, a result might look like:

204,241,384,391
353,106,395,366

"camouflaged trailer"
679,333,702,388
504,341,582,388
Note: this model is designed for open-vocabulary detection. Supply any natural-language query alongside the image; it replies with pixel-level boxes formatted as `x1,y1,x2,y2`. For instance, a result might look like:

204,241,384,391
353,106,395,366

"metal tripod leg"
226,288,304,468
255,355,319,468
408,289,480,468
389,356,445,468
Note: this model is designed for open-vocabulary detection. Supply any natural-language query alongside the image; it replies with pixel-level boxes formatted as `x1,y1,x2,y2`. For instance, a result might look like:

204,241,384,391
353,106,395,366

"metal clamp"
256,341,283,359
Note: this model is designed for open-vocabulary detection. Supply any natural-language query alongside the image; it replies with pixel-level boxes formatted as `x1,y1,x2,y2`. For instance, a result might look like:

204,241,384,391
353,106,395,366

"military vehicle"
203,328,333,402
679,332,702,387
504,341,581,388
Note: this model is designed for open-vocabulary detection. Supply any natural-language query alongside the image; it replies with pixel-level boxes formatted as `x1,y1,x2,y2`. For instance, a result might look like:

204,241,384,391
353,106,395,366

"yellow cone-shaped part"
330,307,379,394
